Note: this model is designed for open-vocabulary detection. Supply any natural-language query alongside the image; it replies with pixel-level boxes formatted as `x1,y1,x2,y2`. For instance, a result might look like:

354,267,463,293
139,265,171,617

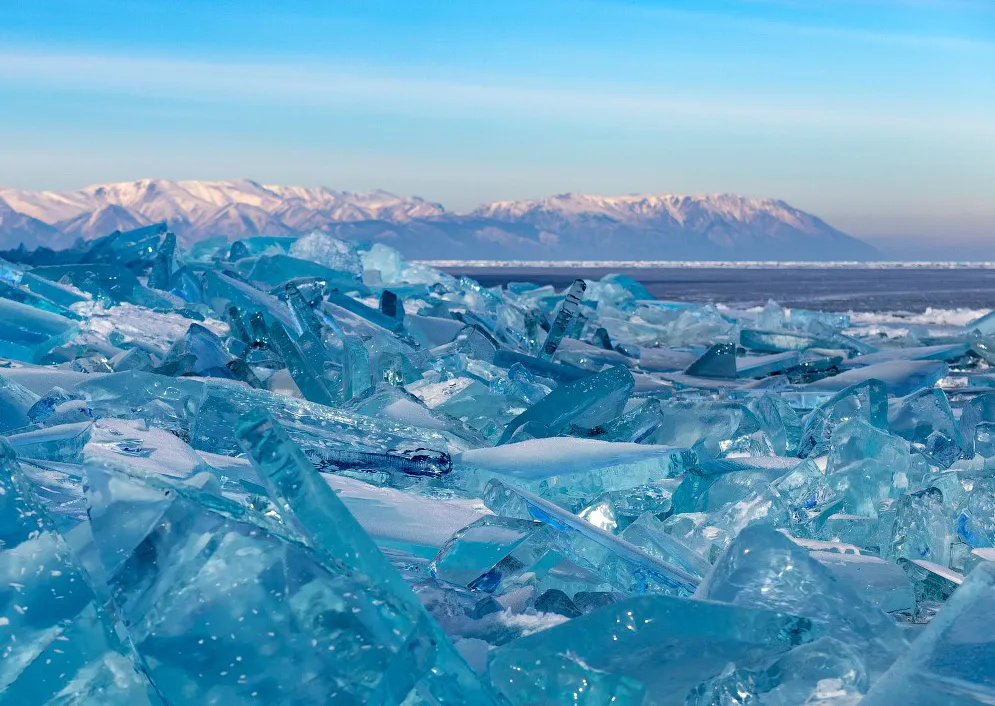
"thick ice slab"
454,437,694,511
487,593,823,704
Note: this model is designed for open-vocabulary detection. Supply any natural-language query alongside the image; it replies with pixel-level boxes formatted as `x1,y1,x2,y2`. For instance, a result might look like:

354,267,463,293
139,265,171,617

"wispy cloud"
1,48,991,138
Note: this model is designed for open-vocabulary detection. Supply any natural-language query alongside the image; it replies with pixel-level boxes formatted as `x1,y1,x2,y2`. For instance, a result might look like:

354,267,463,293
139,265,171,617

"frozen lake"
438,265,995,313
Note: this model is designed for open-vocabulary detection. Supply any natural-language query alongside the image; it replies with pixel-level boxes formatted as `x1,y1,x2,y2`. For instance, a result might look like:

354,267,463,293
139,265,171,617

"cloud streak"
1,48,992,138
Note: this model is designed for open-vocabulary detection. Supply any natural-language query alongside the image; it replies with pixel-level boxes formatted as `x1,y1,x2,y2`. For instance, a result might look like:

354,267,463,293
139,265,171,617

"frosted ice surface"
2,225,995,702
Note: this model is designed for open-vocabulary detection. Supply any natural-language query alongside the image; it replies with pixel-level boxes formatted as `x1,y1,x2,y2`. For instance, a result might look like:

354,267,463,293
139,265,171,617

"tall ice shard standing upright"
540,278,586,359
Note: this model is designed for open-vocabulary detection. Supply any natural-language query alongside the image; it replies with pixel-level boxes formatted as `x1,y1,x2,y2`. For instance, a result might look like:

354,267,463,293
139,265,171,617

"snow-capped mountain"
0,179,446,244
0,179,880,260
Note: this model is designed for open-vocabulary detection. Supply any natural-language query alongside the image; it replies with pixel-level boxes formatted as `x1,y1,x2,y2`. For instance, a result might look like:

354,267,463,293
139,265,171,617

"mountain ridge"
0,179,881,261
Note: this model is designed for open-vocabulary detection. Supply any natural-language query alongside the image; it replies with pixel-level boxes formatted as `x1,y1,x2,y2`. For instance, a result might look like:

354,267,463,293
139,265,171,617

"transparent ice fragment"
0,370,40,432
899,558,964,620
483,478,700,596
0,297,78,362
888,388,964,467
539,278,586,359
7,421,92,462
619,512,712,579
801,359,948,397
888,486,952,567
288,231,363,277
487,593,822,705
958,392,995,458
812,551,915,614
455,437,694,512
757,298,786,330
147,231,176,291
637,399,766,458
860,563,995,705
748,392,803,455
740,328,836,353
686,636,868,706
157,322,235,378
0,440,155,705
841,342,970,368
737,351,802,378
488,650,646,706
696,525,908,674
267,320,338,406
497,364,633,444
798,379,888,457
685,342,737,379
429,515,545,588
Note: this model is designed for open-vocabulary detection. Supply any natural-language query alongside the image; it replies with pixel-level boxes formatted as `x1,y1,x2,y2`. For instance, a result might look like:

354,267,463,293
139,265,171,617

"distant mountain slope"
0,179,880,260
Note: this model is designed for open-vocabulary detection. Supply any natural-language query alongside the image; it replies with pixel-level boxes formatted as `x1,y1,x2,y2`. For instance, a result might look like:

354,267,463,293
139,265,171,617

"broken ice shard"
483,478,700,595
0,297,78,362
454,437,694,511
685,342,737,379
696,525,908,674
539,278,586,359
861,562,995,705
0,439,156,705
487,593,821,704
497,363,634,443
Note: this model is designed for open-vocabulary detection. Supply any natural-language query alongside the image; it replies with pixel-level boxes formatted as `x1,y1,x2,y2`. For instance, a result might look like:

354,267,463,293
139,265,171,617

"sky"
0,0,993,250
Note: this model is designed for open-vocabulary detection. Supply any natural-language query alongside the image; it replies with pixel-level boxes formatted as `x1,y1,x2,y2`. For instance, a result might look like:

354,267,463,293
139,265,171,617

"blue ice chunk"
494,348,601,382
798,379,888,457
861,563,995,705
267,320,338,406
740,328,836,353
748,392,802,454
429,515,545,588
201,269,296,330
958,392,995,457
619,512,712,579
0,370,39,432
148,231,176,291
539,278,586,359
83,411,500,704
802,359,948,397
487,593,822,705
0,439,156,704
157,322,235,378
497,364,634,444
813,550,916,614
637,399,767,457
247,253,369,292
0,297,78,362
289,231,363,277
7,421,92,462
841,342,970,368
696,525,908,674
888,388,964,467
965,308,995,335
483,478,700,596
685,342,737,379
455,437,694,511
737,350,802,378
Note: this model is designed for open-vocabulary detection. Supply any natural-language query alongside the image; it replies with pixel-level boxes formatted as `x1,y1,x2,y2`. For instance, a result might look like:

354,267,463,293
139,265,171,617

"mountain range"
0,179,881,260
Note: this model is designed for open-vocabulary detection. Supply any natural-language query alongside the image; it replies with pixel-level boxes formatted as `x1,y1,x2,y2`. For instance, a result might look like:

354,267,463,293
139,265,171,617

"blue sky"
0,0,992,246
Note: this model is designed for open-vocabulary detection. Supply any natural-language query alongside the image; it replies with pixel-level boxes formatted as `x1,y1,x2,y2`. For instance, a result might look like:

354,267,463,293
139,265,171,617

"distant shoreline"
422,261,995,269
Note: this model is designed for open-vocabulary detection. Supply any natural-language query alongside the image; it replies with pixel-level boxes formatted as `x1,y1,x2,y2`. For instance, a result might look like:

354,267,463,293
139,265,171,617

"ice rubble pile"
1,223,994,705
